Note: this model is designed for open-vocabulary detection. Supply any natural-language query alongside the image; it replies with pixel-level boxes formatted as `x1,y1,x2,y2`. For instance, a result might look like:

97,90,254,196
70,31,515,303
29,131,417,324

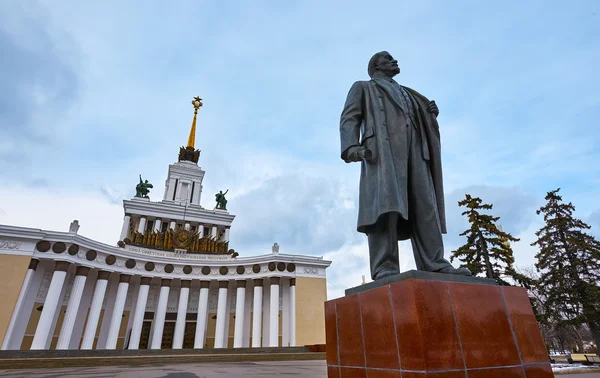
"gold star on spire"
187,96,203,148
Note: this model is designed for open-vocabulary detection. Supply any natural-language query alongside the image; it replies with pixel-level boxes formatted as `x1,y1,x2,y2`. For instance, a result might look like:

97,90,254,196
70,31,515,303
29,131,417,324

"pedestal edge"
344,269,496,296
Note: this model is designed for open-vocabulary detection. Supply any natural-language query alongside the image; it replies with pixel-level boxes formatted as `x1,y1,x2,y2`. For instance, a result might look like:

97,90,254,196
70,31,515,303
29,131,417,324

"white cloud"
0,185,122,246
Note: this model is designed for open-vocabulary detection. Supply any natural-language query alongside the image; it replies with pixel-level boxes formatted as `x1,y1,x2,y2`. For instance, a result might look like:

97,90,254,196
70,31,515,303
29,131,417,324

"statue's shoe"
435,266,472,276
373,269,399,280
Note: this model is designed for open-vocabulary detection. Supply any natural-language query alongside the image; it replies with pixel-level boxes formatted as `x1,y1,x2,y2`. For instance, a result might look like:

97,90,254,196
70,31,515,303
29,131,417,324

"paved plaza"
0,361,599,378
0,360,326,378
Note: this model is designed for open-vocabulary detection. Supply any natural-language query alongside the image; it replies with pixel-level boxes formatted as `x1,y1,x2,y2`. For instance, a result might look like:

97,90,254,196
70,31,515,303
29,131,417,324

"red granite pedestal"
325,271,553,378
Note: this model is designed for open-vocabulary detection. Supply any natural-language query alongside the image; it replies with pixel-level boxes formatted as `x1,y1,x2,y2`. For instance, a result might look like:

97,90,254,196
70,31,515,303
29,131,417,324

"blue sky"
1,1,599,298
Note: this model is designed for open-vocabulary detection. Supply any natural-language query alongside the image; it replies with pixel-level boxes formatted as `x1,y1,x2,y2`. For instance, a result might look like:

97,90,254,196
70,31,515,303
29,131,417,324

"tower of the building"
162,97,205,206
119,96,235,251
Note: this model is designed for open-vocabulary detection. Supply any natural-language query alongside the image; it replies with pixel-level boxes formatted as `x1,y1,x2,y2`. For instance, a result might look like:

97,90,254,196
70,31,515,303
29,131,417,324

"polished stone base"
325,274,554,377
344,269,496,296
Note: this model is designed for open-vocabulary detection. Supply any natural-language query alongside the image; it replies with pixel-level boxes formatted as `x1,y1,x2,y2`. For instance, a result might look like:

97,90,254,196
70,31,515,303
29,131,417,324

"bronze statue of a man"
340,51,471,280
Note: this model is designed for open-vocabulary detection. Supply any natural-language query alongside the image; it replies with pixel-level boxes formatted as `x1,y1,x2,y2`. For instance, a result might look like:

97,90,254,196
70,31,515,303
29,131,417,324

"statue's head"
368,51,400,78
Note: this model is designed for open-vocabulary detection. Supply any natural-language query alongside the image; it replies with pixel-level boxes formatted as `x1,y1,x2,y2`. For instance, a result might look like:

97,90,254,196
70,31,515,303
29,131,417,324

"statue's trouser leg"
367,212,400,280
407,124,453,272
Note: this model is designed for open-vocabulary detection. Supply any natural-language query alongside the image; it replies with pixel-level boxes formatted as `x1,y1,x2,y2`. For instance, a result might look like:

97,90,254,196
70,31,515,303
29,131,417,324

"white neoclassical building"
0,99,331,351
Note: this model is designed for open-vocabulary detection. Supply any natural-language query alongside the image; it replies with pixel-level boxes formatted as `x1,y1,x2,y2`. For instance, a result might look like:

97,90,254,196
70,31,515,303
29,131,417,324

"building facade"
0,99,331,351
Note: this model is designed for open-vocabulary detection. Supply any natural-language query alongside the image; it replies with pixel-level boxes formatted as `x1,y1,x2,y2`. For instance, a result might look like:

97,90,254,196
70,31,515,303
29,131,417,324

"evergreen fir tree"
532,188,600,353
451,194,524,285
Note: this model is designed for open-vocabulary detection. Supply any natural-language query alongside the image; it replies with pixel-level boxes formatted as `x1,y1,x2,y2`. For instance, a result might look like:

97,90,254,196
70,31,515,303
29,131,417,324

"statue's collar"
372,76,398,85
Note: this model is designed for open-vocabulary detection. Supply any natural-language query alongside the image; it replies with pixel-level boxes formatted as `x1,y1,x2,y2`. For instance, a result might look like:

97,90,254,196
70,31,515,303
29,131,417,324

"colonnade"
3,260,296,351
120,215,230,243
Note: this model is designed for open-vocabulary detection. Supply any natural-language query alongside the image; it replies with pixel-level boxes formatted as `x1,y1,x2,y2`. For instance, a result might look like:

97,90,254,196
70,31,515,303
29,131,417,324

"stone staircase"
0,347,326,369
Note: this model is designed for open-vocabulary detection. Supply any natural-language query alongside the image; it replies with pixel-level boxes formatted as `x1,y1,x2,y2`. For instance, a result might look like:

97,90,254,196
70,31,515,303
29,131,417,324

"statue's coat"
340,80,446,239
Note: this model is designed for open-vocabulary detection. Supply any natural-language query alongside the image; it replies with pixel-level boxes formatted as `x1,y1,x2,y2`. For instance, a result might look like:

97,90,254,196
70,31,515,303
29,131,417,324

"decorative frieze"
0,240,20,249
124,245,233,260
303,267,320,275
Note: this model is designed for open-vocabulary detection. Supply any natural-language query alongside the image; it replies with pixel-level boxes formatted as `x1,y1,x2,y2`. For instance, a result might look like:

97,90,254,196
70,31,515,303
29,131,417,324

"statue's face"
376,53,400,77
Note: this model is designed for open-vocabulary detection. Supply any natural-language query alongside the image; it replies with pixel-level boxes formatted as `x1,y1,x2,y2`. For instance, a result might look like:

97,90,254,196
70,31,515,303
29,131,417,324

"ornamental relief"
124,283,135,309
166,289,179,312
208,289,218,312
226,291,236,312
61,275,75,303
0,240,20,249
145,283,160,311
303,267,320,275
36,270,54,301
33,242,308,281
188,288,200,311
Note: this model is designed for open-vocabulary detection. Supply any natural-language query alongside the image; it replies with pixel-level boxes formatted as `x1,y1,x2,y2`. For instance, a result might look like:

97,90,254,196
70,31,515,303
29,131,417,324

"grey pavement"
0,360,326,378
0,362,599,377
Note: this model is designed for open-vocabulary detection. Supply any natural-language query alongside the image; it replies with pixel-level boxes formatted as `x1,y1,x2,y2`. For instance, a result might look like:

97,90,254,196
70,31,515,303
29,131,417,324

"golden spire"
187,96,203,148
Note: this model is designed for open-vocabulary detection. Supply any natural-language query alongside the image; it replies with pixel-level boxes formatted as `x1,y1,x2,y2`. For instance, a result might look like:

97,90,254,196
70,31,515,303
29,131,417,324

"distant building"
0,99,331,351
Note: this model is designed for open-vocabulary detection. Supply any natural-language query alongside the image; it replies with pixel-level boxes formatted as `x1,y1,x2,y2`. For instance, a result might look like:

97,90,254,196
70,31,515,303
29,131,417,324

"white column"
31,261,70,350
166,178,176,201
251,279,263,347
81,271,110,350
198,225,204,238
120,214,131,241
191,182,201,205
128,277,151,349
169,221,176,230
213,281,229,348
262,278,270,345
1,259,39,350
290,279,296,346
184,222,191,231
137,217,147,233
97,275,119,348
150,279,171,349
194,281,210,349
46,271,71,350
223,228,230,242
153,219,162,232
68,270,96,349
242,280,253,347
104,275,131,349
233,281,246,348
281,278,290,347
7,261,46,350
211,225,218,238
223,281,234,347
172,280,191,349
269,277,280,347
123,277,140,348
56,267,90,349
